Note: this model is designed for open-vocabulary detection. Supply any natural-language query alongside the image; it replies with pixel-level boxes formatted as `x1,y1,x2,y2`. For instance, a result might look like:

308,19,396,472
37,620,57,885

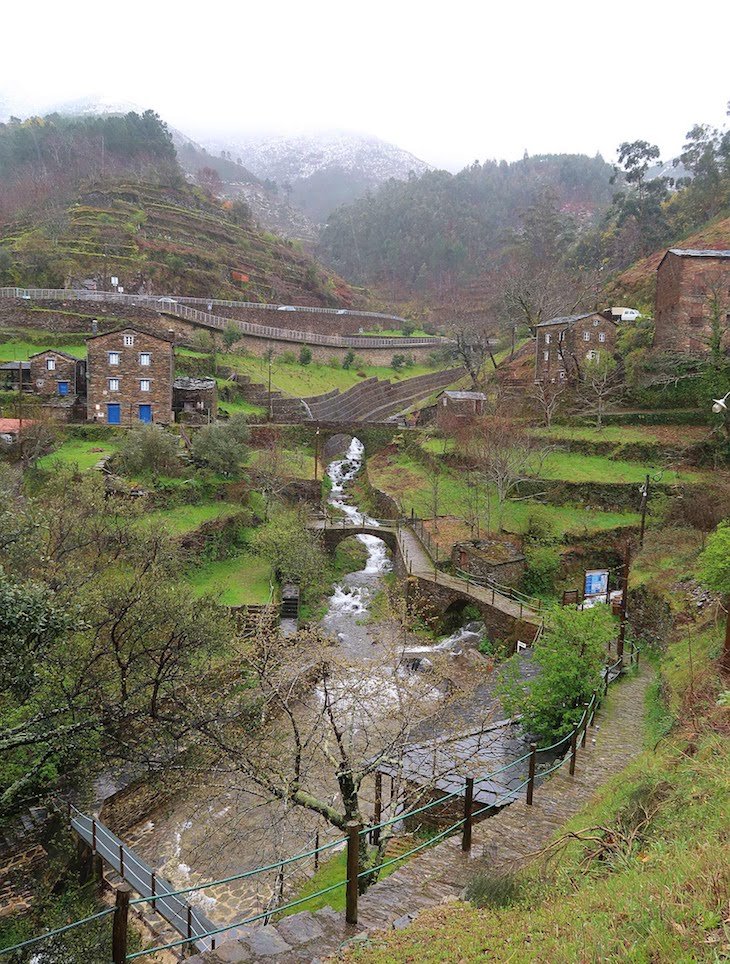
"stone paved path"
189,667,649,963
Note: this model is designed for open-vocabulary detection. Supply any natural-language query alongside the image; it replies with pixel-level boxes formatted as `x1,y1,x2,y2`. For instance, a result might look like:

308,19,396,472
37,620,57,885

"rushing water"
321,438,392,654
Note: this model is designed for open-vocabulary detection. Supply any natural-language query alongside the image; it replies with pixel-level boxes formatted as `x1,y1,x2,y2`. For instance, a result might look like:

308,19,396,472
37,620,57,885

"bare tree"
453,327,497,389
529,379,567,428
468,417,548,530
575,356,624,430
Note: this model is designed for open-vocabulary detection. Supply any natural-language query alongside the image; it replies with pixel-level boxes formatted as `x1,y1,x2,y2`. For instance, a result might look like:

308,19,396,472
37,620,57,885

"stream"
321,437,392,656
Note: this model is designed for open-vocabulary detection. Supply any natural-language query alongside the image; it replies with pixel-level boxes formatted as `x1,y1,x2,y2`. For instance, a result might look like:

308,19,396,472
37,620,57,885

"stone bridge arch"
413,577,537,646
320,525,398,556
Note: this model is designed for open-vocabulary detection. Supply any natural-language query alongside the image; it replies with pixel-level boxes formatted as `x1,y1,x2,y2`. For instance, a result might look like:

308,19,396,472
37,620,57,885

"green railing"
1,643,640,962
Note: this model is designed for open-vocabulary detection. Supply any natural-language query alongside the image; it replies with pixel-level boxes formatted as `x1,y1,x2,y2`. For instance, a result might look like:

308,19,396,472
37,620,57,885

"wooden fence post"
569,729,578,776
119,843,124,878
345,821,361,925
526,743,537,806
314,831,320,872
461,778,474,852
150,871,156,910
373,773,383,846
581,704,588,748
112,883,131,964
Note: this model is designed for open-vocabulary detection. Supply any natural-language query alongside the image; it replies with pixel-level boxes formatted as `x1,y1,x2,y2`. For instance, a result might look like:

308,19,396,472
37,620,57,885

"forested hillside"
318,153,615,290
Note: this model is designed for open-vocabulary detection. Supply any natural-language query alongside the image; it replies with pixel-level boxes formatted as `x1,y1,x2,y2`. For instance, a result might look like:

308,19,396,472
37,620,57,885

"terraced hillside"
0,177,363,308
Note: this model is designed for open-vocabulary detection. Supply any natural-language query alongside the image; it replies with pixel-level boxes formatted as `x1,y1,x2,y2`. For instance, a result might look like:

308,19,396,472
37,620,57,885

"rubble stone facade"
29,350,85,397
654,249,730,353
86,327,174,426
534,312,617,383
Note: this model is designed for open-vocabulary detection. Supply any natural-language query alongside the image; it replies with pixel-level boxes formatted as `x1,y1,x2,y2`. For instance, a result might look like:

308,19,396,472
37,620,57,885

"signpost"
583,569,609,600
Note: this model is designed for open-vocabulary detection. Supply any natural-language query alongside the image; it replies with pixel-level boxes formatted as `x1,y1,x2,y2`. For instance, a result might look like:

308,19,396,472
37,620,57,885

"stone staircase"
271,368,466,424
188,668,649,963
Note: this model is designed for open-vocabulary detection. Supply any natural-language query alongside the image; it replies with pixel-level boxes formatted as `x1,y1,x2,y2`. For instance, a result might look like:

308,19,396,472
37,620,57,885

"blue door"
138,404,152,423
107,403,121,425
58,381,69,396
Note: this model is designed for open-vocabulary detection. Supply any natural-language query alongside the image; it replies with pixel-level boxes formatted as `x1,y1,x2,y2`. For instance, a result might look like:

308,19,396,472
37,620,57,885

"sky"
1,0,728,171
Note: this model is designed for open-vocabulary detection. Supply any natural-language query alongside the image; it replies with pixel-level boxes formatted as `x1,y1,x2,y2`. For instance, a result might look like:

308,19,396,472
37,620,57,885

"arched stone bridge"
313,519,542,646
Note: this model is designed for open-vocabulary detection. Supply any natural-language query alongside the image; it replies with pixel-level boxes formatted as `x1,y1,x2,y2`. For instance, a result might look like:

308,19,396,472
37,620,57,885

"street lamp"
712,391,730,414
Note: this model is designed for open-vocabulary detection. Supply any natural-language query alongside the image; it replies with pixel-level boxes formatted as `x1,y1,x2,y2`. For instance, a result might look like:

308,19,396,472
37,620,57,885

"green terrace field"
530,424,710,445
183,350,455,399
537,450,706,484
140,501,244,535
0,336,89,361
368,451,640,535
187,550,272,606
416,437,706,484
36,437,119,472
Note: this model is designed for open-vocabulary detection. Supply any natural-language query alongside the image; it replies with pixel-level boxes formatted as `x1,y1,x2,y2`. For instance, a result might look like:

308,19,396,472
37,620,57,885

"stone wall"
654,251,730,353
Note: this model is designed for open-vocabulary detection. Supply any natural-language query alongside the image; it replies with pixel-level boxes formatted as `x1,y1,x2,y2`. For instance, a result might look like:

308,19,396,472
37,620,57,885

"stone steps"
190,669,649,963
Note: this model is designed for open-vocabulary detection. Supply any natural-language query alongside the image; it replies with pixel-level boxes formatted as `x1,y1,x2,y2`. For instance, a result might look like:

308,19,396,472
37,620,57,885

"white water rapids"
321,438,392,649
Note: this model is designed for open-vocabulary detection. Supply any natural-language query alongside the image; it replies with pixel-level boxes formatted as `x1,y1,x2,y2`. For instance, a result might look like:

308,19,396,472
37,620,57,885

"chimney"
168,328,176,343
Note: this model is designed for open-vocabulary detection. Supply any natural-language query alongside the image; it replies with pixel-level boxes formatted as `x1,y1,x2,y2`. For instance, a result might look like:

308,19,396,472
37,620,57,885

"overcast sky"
1,0,728,171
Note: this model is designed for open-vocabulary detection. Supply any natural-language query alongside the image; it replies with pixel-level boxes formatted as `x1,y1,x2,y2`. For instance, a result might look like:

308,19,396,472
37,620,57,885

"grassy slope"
140,502,244,535
368,450,639,535
350,631,729,963
36,438,119,472
191,350,452,399
187,551,272,606
0,337,89,361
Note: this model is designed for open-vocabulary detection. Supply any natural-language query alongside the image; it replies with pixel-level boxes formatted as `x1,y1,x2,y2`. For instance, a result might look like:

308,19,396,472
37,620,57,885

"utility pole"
639,474,650,547
314,425,321,481
267,347,273,422
617,540,631,667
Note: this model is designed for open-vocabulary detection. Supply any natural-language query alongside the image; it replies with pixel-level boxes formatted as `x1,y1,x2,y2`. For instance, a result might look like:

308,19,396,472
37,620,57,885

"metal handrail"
0,288,454,350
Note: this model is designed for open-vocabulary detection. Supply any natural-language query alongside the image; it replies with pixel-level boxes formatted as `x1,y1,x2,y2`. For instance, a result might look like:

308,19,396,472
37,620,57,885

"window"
46,357,56,371
586,350,599,361
599,332,606,343
139,352,151,366
108,378,120,392
543,350,549,362
123,334,135,347
545,333,551,345
140,379,151,392
558,369,566,380
593,319,600,326
583,331,591,342
108,351,120,365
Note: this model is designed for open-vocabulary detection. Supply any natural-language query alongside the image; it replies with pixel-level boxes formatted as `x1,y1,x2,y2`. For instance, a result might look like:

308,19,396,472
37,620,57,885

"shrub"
391,353,406,371
222,323,239,350
299,346,312,366
498,605,614,742
280,351,297,365
523,545,561,596
401,321,416,336
522,507,558,546
116,425,181,476
343,350,356,370
190,415,250,475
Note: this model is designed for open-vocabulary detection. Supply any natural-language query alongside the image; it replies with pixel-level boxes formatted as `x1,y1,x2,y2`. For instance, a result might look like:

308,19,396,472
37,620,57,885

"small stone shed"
172,377,217,422
451,538,526,588
436,390,486,425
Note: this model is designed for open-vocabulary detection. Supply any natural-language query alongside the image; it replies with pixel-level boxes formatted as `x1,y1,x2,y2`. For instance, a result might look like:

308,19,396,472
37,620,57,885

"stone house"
86,327,174,426
534,311,617,383
172,377,217,422
451,539,526,589
436,390,486,426
654,249,730,354
28,350,86,398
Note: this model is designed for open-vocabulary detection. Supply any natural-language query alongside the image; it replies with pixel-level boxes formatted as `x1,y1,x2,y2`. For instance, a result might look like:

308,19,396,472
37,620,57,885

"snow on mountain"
219,129,432,184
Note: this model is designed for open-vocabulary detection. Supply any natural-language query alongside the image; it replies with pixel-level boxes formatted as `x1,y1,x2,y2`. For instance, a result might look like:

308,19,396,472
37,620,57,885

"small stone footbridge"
314,516,543,644
7,649,641,963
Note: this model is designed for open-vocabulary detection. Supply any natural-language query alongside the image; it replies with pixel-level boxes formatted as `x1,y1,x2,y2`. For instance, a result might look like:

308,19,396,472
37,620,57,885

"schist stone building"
534,311,617,383
29,350,86,398
654,249,730,353
86,327,174,426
